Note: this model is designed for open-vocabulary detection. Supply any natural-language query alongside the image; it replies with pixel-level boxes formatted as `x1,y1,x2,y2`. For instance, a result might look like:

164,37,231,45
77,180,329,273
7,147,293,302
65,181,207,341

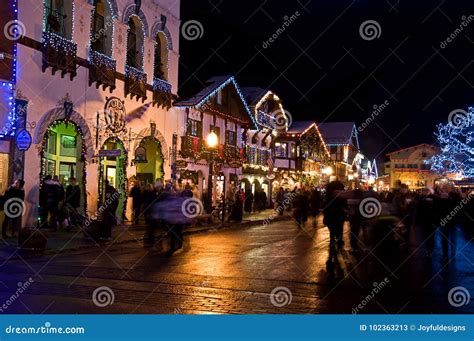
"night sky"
178,0,474,164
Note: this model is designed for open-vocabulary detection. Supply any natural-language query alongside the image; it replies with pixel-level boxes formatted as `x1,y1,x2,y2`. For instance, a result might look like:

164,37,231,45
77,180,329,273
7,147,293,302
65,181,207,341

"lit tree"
428,107,474,178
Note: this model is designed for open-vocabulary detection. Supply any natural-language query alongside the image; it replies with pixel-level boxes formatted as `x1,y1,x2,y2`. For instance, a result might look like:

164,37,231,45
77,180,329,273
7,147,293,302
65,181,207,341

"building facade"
174,76,257,211
240,87,285,206
384,144,440,190
273,121,330,190
0,0,181,225
318,122,361,185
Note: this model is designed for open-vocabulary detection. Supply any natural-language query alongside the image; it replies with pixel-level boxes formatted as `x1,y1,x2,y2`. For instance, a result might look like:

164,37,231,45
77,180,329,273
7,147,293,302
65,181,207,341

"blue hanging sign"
15,129,32,151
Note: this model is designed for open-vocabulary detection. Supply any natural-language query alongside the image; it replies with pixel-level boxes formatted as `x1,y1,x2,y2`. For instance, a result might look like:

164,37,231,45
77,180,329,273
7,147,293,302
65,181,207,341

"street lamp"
206,131,218,213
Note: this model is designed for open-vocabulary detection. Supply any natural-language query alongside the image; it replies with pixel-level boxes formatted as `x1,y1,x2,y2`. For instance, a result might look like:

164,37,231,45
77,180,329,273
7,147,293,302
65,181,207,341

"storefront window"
275,143,287,157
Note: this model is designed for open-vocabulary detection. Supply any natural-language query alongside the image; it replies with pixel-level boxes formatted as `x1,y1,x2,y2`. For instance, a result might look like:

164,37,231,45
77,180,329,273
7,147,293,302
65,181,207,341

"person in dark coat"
323,180,347,249
142,183,157,225
65,177,81,227
293,189,310,228
276,187,284,215
44,175,63,231
2,179,25,238
130,182,142,225
231,189,244,222
244,191,253,214
102,180,119,240
39,175,51,228
310,188,321,227
416,187,435,257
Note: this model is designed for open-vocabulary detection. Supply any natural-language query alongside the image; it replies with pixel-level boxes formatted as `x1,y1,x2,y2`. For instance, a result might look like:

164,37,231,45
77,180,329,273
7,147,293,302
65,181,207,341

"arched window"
126,16,144,69
153,32,168,80
90,0,114,56
44,0,73,39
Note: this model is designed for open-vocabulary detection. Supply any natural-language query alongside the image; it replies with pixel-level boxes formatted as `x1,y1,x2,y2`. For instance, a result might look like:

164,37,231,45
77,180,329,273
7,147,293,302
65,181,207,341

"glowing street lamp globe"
207,131,218,148
323,166,333,176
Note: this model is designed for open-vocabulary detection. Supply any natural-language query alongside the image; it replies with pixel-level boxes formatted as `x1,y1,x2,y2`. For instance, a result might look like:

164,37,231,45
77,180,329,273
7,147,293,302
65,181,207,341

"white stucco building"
0,0,181,225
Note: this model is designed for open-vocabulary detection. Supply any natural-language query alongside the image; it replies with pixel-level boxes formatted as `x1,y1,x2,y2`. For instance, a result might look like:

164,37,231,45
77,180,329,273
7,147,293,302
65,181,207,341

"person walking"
244,190,253,215
2,179,25,238
130,182,142,225
276,187,284,215
309,187,321,228
142,183,157,225
293,188,310,228
44,175,63,231
101,180,119,240
323,180,347,250
65,177,81,228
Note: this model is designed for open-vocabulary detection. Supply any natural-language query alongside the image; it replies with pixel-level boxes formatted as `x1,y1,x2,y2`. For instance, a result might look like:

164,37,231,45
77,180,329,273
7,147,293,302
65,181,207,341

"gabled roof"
287,121,315,134
318,122,358,146
386,143,438,156
174,76,257,129
174,76,233,107
241,87,268,106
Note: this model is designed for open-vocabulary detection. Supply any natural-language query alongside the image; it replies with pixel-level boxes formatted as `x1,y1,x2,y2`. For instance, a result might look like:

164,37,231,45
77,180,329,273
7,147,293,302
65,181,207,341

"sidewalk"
0,209,291,261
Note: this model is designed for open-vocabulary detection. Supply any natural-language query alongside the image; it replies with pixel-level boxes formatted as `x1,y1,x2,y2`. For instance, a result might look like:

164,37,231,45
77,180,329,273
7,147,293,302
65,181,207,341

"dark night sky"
178,0,474,164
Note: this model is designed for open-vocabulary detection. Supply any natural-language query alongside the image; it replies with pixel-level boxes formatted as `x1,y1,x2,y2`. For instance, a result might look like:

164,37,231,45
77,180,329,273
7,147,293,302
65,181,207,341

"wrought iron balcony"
152,78,173,109
124,65,147,102
89,50,116,92
41,31,77,80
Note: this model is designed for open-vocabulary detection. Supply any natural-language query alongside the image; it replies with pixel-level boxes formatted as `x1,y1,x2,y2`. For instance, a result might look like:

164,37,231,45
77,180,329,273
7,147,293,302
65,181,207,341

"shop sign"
228,160,242,168
175,159,188,168
99,149,122,157
104,97,126,133
134,146,147,163
15,129,32,151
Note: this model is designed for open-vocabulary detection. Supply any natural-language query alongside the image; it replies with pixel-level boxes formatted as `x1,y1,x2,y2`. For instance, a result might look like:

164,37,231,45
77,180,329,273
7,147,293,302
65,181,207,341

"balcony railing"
89,50,116,92
124,65,147,102
41,31,77,80
180,136,203,158
152,78,173,109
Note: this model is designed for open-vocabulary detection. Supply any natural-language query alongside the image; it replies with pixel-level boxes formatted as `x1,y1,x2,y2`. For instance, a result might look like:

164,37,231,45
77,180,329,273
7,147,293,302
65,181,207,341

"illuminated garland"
153,78,171,93
0,83,16,139
428,107,474,178
38,119,89,221
89,49,116,69
125,64,147,82
0,0,18,139
175,76,259,129
42,31,78,55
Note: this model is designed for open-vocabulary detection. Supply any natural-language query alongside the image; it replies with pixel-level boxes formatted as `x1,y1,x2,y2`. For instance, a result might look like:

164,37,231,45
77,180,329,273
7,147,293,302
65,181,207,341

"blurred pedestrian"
1,179,25,238
310,187,321,228
130,181,142,225
101,180,119,240
65,177,81,228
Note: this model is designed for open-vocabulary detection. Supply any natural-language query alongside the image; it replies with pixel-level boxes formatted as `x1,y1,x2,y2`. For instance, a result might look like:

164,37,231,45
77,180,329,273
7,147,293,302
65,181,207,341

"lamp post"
206,131,218,214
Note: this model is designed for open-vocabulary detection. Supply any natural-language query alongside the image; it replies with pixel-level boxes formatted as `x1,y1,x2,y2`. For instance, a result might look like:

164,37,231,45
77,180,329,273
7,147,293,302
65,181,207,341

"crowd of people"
39,175,81,231
280,179,474,263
